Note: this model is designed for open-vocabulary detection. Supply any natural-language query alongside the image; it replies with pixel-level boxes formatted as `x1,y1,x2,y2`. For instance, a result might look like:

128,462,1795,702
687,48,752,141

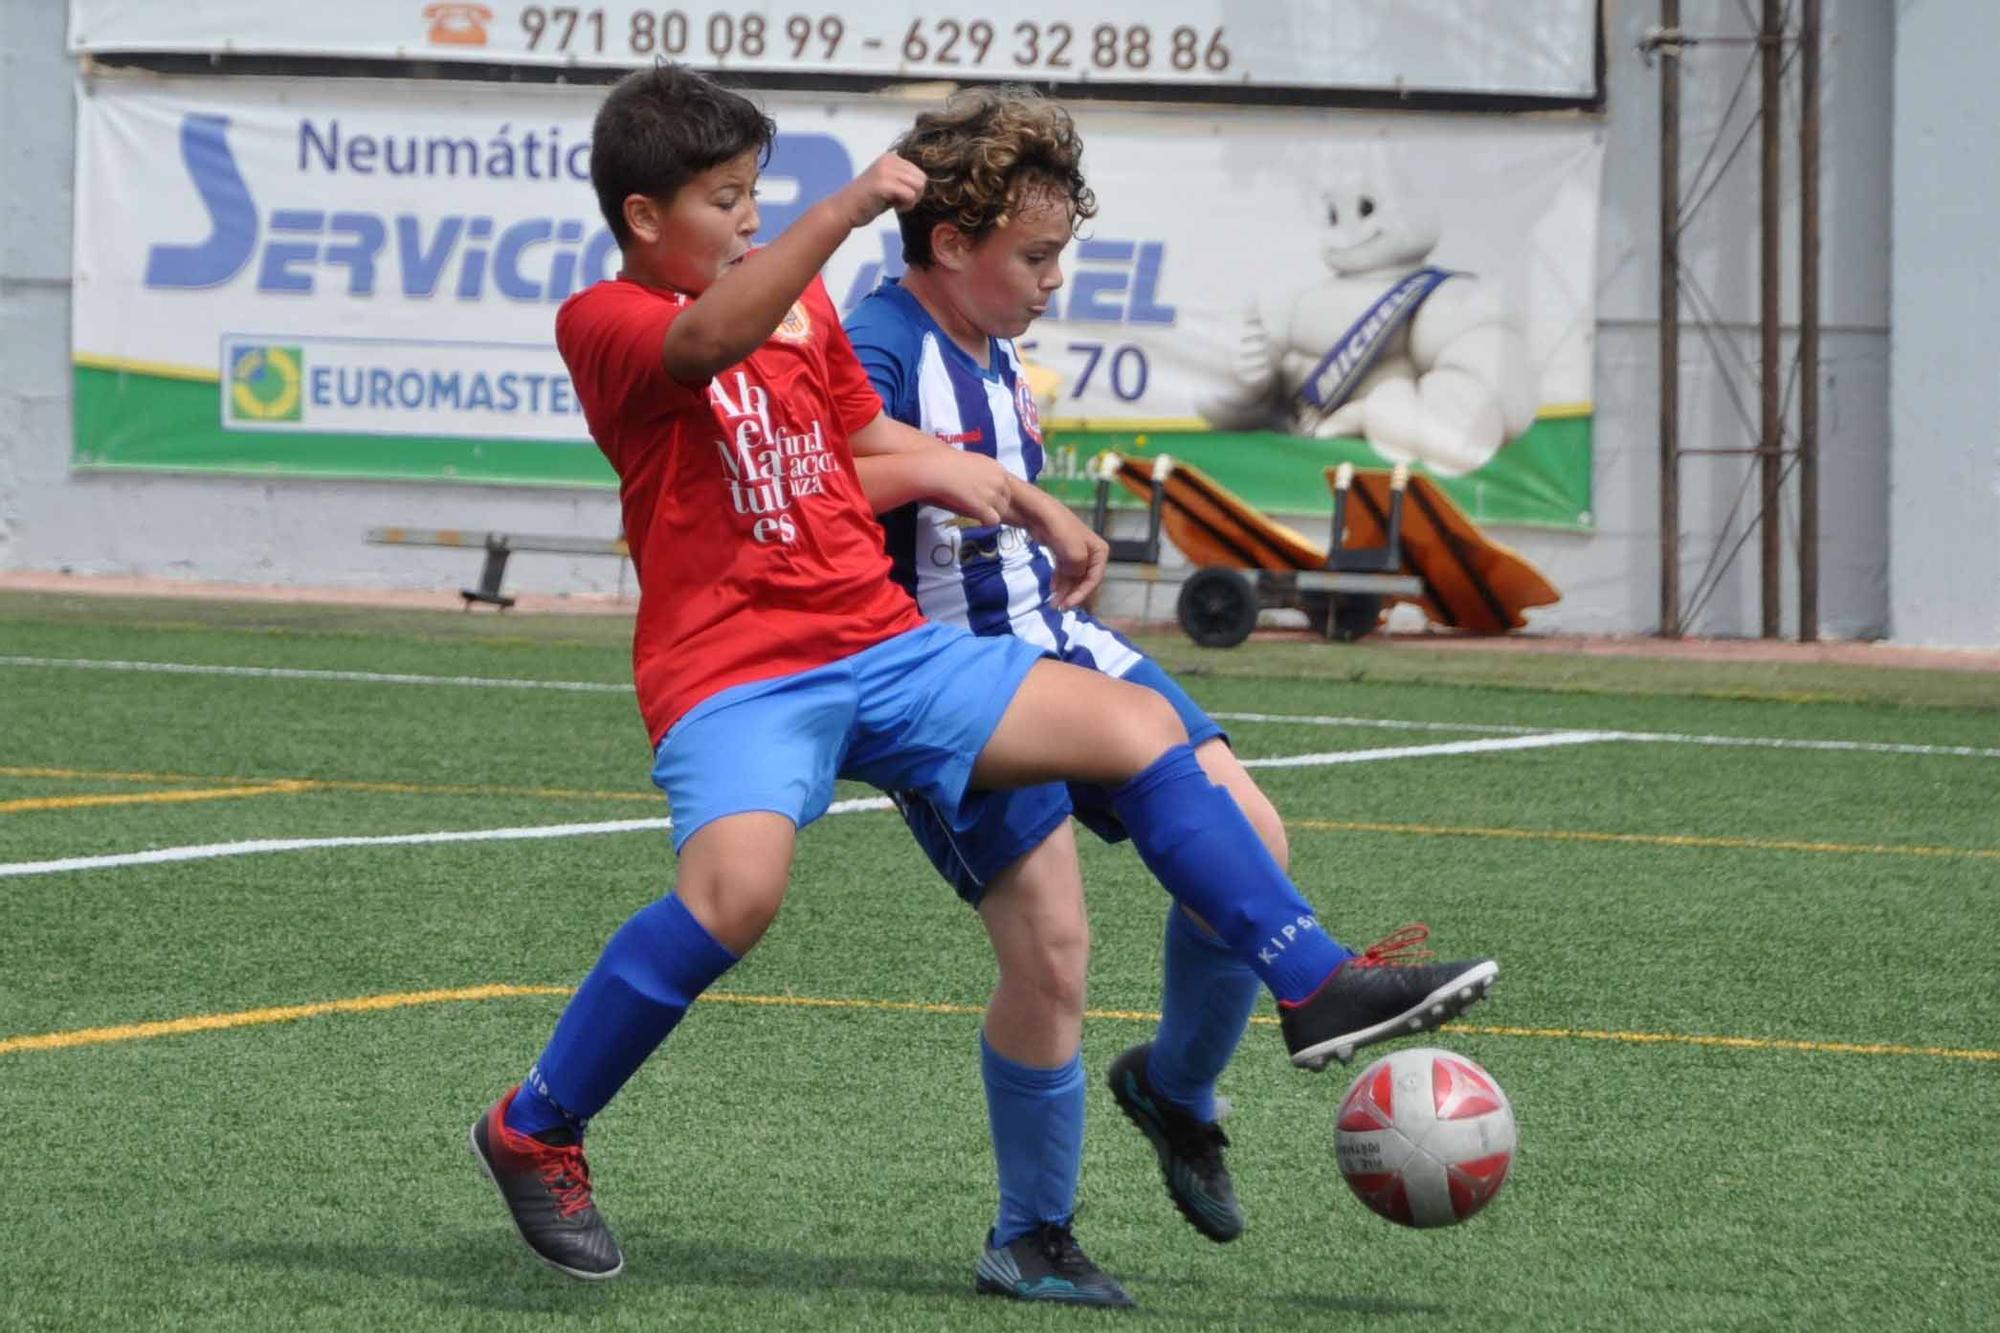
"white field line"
1241,730,1615,770
0,735,1594,881
0,797,894,880
1606,731,2000,760
6,655,1995,758
1213,711,2000,761
0,817,668,880
1215,710,1547,737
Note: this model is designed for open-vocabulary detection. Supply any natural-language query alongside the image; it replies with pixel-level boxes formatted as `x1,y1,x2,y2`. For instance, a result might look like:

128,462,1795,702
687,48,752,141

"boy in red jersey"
471,65,1497,1305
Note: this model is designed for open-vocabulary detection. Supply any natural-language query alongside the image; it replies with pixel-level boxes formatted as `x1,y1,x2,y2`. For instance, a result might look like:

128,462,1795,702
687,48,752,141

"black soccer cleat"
1107,1043,1244,1243
1279,925,1498,1071
470,1087,625,1280
974,1221,1135,1308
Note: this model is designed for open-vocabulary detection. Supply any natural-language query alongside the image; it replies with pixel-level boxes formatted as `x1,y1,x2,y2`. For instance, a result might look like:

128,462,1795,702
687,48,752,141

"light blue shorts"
651,622,1048,851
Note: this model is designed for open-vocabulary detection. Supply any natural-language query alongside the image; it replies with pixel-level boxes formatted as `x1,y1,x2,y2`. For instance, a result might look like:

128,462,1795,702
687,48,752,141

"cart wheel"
1177,567,1259,648
1329,594,1385,642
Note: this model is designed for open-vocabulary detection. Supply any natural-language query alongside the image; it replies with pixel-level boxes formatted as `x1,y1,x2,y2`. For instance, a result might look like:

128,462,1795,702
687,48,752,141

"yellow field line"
696,991,1182,1026
1442,1022,1998,1063
312,778,657,803
0,765,224,784
0,985,571,1055
3,985,1993,1065
23,767,1981,861
0,781,313,815
1296,817,2000,863
9,768,1991,868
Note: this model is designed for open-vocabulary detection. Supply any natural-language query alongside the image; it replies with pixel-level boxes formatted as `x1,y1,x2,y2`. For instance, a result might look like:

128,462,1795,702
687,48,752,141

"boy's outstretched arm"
663,153,926,383
1006,476,1108,609
850,412,1108,607
850,411,1008,523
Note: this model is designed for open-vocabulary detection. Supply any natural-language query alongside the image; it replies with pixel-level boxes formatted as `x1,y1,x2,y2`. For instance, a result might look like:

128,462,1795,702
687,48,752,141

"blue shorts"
651,622,1048,851
897,649,1226,905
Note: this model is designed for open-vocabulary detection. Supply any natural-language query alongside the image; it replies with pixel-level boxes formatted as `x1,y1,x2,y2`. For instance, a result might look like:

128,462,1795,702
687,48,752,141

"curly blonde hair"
893,87,1097,268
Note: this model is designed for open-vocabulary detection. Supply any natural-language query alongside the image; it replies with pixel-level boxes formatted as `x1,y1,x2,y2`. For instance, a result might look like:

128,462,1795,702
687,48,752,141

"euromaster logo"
227,344,303,422
218,334,591,443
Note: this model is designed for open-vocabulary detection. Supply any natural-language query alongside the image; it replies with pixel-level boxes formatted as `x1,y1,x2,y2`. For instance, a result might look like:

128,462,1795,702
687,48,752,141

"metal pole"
1798,0,1821,640
1758,0,1784,638
1659,0,1683,638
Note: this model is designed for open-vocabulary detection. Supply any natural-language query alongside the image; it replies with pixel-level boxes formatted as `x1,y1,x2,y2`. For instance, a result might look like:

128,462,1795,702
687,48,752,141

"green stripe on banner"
73,366,1590,529
1040,420,1594,532
71,365,617,488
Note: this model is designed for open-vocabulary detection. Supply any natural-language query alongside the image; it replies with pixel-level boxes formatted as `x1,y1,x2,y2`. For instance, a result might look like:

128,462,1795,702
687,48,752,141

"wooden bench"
365,527,630,609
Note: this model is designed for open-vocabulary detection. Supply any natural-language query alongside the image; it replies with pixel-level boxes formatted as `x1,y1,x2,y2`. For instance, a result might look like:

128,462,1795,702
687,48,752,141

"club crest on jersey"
774,300,813,345
1013,374,1044,444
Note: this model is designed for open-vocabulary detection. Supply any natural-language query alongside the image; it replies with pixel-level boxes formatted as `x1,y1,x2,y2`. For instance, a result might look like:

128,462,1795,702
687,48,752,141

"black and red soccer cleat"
469,1087,624,1280
1279,925,1499,1071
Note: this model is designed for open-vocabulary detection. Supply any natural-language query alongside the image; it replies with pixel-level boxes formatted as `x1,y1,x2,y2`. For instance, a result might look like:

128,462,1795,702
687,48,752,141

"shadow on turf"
193,1233,1438,1319
192,1234,953,1311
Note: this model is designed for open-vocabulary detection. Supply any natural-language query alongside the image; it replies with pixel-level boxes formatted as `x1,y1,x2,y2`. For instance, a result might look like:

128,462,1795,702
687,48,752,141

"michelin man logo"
1198,163,1538,477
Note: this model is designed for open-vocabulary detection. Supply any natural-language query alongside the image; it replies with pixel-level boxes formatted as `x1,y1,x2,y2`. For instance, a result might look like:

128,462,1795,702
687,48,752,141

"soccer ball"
1334,1047,1516,1228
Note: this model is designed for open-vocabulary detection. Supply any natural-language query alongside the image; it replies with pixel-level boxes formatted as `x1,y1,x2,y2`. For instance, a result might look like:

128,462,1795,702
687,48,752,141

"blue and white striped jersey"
845,279,1139,674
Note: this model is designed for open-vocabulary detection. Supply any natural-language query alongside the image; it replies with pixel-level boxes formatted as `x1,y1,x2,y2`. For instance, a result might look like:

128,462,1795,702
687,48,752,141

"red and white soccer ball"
1334,1047,1516,1228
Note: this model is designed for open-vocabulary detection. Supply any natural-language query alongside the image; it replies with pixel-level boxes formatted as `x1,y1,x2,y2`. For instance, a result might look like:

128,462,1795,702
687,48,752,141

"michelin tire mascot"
1198,167,1539,478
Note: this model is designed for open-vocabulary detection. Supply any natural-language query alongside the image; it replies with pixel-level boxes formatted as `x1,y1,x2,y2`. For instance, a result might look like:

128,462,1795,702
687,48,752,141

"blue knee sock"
1146,908,1261,1122
981,1036,1084,1245
506,893,738,1139
1109,744,1350,1002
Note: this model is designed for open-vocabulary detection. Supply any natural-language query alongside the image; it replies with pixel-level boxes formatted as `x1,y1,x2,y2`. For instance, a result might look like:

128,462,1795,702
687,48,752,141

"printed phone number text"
519,8,1232,75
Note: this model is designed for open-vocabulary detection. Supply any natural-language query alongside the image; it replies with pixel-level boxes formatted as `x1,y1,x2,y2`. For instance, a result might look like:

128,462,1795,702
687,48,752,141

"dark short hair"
894,87,1096,268
590,64,776,245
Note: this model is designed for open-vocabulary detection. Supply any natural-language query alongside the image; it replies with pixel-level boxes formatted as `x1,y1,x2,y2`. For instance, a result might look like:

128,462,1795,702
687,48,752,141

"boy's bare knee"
1041,923,1090,1014
1008,926,1088,1017
989,899,1090,1018
676,861,787,953
1112,685,1187,769
1144,689,1188,743
675,812,795,953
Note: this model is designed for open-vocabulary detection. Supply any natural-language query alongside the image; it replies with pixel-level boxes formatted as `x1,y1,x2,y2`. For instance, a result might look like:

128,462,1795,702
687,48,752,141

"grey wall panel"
1889,0,2000,648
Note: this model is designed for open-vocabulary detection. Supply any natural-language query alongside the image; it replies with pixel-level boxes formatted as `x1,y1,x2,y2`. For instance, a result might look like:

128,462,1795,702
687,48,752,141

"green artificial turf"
1,592,1995,1330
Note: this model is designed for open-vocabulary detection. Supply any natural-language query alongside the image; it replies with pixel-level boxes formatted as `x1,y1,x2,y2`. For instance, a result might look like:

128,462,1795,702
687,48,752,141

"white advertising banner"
69,0,1600,100
74,73,1601,523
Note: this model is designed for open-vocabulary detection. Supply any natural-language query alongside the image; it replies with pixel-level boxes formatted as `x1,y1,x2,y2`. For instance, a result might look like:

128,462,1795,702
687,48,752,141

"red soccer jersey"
556,274,924,742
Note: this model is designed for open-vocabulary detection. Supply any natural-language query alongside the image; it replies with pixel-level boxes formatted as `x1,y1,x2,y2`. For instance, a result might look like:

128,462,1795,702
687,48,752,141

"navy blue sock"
1109,744,1351,1002
981,1036,1084,1246
506,893,738,1140
1146,908,1261,1122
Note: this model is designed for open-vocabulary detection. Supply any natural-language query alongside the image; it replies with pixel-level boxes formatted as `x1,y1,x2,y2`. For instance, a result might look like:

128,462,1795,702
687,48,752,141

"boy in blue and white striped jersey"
846,88,1494,1300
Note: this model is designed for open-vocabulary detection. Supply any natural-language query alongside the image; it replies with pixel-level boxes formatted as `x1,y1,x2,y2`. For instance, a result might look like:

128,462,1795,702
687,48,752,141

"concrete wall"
1889,0,2000,648
0,0,1914,639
